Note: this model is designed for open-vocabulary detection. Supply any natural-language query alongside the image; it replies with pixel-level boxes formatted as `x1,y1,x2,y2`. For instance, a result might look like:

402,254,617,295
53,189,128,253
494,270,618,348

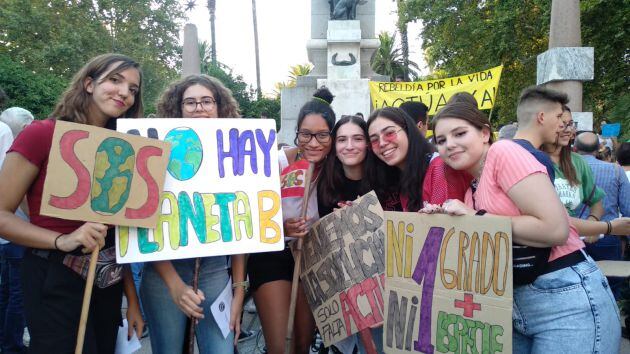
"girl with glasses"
365,107,434,212
140,74,245,354
248,88,335,354
427,102,620,354
0,53,144,353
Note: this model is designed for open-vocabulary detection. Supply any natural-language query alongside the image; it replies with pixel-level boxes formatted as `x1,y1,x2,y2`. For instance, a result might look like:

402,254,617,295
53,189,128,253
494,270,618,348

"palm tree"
184,1,216,64
207,0,217,64
251,0,262,99
395,0,410,80
371,31,419,81
288,64,313,84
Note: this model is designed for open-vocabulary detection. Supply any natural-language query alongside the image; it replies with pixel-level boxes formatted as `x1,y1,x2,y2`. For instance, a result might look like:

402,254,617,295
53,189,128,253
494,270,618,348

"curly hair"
157,74,240,118
51,53,143,124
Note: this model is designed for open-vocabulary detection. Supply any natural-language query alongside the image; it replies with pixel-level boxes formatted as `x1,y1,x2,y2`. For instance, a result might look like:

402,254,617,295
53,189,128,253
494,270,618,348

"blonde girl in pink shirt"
425,102,620,354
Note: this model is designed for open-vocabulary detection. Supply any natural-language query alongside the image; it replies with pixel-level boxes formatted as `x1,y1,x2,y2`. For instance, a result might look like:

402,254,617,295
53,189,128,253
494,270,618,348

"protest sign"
40,120,170,228
115,118,284,263
369,66,503,115
384,212,512,354
298,191,386,347
601,123,621,138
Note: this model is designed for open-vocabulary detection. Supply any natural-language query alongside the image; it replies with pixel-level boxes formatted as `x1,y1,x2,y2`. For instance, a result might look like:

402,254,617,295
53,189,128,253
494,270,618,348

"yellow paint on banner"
369,66,503,115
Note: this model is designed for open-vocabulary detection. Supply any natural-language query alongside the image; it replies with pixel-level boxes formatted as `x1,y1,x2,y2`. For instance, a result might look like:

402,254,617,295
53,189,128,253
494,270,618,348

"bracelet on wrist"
54,233,64,251
232,280,249,291
605,221,612,235
587,214,600,221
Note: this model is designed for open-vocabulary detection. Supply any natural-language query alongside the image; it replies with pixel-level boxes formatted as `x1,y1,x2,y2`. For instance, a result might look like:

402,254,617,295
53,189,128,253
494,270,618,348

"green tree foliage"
0,0,184,117
581,0,629,136
203,63,280,129
404,0,629,129
404,0,549,124
0,55,66,118
371,31,419,81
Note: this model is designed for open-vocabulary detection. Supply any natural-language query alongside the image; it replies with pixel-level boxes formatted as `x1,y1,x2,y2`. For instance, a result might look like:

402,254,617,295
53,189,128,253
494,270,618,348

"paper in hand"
210,278,233,338
115,319,142,354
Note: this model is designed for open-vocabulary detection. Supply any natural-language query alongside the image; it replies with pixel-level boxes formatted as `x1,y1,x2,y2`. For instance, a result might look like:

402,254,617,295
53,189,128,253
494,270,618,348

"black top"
317,175,363,217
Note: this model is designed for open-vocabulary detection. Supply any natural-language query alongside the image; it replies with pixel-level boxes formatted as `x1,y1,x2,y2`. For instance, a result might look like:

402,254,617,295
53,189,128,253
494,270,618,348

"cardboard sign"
115,118,284,263
369,66,503,115
298,192,386,347
41,120,170,228
383,212,513,354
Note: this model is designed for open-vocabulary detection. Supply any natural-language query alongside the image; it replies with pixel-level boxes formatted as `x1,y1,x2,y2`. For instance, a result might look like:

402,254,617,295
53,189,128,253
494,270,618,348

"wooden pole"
284,162,315,354
74,247,100,354
185,257,202,354
358,328,378,354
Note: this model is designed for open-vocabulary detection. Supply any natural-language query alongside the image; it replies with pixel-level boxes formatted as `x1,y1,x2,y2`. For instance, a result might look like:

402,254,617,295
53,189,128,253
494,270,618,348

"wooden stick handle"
75,247,100,354
284,162,315,354
359,328,378,354
186,257,202,354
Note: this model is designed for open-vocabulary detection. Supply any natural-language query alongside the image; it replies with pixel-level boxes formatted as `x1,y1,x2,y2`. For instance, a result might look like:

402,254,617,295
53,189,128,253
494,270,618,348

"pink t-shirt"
464,140,584,261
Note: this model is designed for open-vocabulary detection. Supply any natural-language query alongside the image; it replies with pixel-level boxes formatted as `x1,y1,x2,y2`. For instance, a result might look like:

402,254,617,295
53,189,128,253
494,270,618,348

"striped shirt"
465,140,584,261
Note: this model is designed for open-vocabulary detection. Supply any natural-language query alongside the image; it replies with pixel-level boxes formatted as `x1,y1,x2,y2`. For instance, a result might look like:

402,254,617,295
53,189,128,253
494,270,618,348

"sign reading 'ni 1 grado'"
115,118,284,263
40,120,171,229
384,213,513,354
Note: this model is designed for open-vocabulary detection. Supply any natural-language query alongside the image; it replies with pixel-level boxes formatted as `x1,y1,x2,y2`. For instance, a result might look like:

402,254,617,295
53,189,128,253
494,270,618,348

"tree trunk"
208,0,217,65
397,0,409,80
252,0,262,99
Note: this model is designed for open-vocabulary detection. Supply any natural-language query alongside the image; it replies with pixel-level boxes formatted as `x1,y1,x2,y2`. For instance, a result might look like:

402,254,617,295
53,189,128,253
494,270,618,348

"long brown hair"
543,106,578,185
51,53,143,123
157,74,240,118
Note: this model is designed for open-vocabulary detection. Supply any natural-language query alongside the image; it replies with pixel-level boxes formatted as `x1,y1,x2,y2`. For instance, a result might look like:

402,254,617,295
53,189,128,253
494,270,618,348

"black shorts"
21,250,123,354
248,245,294,292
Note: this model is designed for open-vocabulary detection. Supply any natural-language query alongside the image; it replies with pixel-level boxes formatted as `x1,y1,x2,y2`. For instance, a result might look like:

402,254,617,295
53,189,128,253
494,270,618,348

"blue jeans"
0,243,26,353
140,257,233,354
512,253,621,354
130,262,145,319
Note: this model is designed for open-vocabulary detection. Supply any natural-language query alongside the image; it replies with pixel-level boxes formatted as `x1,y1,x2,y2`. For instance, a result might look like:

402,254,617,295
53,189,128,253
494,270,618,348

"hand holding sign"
56,222,108,253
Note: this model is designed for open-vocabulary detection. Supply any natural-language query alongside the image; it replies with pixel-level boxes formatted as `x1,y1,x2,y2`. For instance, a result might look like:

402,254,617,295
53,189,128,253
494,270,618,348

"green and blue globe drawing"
91,137,135,215
165,127,203,181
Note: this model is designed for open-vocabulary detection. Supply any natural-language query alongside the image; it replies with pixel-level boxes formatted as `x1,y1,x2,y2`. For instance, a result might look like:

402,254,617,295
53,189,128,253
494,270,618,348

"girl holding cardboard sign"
0,53,145,353
248,88,335,354
428,102,620,353
139,74,246,354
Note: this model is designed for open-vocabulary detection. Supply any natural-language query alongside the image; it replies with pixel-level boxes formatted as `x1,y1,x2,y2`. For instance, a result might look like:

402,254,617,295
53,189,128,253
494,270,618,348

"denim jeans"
130,262,145,319
140,257,233,354
512,253,621,354
0,243,26,353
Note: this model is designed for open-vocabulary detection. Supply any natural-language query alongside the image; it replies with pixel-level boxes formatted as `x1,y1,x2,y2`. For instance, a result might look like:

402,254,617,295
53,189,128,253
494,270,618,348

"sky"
182,0,426,96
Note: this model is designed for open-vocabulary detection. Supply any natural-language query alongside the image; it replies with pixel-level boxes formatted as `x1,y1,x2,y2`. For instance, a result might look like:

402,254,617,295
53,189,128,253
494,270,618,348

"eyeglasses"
295,130,332,144
182,97,216,113
561,121,577,130
369,127,403,149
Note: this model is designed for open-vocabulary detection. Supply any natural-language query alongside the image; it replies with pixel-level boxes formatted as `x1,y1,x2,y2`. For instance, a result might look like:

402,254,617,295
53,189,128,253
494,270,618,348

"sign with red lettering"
383,213,513,353
40,121,170,228
298,191,386,346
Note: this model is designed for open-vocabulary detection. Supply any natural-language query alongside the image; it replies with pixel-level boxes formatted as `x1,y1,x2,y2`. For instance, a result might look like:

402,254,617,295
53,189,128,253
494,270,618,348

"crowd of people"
0,53,628,354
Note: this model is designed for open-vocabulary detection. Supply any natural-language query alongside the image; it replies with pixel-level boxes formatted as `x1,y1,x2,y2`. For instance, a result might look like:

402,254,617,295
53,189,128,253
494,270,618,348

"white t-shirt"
0,122,13,244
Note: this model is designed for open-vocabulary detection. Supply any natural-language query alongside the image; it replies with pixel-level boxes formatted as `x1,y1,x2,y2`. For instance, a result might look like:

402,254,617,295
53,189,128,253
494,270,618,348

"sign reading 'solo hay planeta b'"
115,118,284,263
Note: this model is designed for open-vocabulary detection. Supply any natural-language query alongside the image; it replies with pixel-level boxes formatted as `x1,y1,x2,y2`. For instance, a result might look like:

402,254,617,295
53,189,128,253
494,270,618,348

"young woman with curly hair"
140,74,246,354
